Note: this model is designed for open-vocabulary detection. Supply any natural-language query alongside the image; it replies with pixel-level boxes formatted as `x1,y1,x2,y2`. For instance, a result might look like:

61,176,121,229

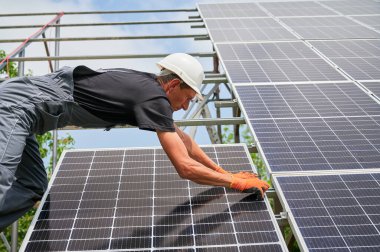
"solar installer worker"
0,53,270,230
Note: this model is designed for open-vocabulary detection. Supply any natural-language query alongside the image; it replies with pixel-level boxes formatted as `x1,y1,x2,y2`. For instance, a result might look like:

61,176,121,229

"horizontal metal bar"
203,77,227,84
214,100,238,108
189,15,201,19
191,24,206,29
0,19,204,29
194,36,210,41
61,118,245,130
0,34,209,43
2,52,216,62
0,8,198,17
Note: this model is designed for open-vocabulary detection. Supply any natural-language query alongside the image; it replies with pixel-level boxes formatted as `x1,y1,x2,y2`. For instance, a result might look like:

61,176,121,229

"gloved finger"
242,186,264,200
233,171,258,179
240,171,258,178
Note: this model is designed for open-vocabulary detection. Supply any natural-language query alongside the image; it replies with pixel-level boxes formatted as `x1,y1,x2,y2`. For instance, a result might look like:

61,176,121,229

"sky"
0,0,316,152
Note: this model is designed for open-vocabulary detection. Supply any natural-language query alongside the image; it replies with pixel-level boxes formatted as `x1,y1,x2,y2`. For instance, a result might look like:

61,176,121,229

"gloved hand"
230,177,270,200
215,166,258,179
232,171,258,179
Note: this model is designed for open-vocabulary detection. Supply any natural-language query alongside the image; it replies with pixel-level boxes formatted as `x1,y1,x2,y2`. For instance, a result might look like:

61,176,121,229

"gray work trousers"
0,67,111,230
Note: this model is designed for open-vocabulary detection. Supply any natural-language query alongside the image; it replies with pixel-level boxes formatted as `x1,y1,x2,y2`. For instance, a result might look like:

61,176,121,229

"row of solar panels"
20,1,380,251
198,1,380,252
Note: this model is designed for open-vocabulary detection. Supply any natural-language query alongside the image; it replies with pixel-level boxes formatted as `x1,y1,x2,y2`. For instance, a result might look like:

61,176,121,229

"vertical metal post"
52,19,60,170
11,49,26,252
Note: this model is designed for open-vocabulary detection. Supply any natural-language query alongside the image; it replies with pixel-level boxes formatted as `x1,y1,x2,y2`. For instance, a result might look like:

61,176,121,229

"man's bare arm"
174,125,227,173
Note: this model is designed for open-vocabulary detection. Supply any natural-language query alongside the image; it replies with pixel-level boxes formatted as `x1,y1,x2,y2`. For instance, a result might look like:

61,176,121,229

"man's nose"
182,101,190,110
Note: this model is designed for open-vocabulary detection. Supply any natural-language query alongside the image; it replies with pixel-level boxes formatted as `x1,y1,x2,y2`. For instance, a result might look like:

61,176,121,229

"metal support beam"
0,232,10,252
52,19,60,171
0,13,63,70
203,77,227,84
214,100,238,108
11,222,17,252
0,8,198,17
201,105,221,144
1,52,216,62
61,118,246,130
0,19,204,29
42,33,54,72
191,24,206,29
0,34,209,43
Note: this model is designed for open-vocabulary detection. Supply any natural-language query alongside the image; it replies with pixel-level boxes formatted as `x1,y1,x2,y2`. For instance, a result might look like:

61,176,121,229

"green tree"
0,50,74,251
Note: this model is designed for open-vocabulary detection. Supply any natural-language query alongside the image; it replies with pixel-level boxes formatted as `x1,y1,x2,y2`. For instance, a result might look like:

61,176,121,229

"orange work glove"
230,177,270,200
232,171,258,179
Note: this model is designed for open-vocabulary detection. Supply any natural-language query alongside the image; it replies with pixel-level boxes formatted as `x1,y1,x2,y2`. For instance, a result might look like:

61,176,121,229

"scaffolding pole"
0,19,204,29
0,34,209,43
0,8,198,17
0,52,215,63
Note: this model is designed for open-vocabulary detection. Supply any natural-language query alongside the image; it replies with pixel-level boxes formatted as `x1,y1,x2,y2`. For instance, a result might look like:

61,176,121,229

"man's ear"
167,79,181,92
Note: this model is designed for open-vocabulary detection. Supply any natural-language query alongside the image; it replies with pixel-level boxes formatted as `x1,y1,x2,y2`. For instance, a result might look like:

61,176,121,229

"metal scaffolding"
0,6,245,252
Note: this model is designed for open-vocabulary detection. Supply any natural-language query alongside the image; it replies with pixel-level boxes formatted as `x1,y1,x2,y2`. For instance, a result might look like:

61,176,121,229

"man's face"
166,79,196,111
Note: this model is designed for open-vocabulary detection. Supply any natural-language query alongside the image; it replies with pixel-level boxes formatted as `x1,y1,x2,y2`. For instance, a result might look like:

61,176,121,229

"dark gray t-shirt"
73,66,175,132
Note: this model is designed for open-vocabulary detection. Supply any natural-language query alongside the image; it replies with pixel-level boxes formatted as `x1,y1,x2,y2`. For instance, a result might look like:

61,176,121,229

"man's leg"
0,134,47,230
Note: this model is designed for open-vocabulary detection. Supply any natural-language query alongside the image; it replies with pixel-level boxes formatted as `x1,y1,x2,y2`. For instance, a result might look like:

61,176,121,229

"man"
0,53,269,230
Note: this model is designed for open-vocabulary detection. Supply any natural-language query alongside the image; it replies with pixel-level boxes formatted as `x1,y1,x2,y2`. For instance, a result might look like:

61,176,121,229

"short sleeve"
134,98,175,132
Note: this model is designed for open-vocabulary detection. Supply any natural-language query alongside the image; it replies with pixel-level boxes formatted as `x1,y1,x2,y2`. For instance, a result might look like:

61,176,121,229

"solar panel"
20,145,287,252
322,0,380,15
259,1,338,17
273,172,380,252
234,83,380,119
233,83,380,173
215,42,347,83
311,40,380,81
197,3,267,19
204,18,297,43
281,16,380,39
361,82,380,99
352,15,380,31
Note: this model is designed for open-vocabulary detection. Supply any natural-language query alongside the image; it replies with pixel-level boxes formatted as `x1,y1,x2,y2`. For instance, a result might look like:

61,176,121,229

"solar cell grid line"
361,82,380,100
351,15,380,31
320,0,380,15
280,16,380,39
249,116,380,173
259,1,338,17
203,18,297,43
20,144,288,252
215,42,347,84
197,2,268,19
272,172,380,252
233,83,380,120
310,39,380,81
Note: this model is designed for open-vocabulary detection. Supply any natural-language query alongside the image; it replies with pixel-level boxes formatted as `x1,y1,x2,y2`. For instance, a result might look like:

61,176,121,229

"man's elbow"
175,163,195,180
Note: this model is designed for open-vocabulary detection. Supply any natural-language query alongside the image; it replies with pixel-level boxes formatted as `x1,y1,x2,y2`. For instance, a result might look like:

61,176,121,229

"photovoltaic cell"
21,145,287,251
234,82,380,172
311,40,380,81
259,1,339,16
361,82,380,98
352,15,380,31
198,3,267,18
249,116,380,172
216,42,347,83
204,18,297,43
273,173,380,251
322,0,380,15
235,83,380,119
281,16,380,39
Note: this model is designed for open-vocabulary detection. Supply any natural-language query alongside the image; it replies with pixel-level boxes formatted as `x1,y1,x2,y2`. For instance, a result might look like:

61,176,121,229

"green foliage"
0,50,18,78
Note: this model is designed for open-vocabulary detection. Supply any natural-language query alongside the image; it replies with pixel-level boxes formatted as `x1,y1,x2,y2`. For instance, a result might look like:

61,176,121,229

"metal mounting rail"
0,34,209,43
0,52,216,62
0,19,204,29
0,8,198,17
61,118,246,130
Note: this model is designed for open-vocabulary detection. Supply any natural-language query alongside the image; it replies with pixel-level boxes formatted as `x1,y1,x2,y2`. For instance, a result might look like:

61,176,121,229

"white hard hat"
157,53,204,100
